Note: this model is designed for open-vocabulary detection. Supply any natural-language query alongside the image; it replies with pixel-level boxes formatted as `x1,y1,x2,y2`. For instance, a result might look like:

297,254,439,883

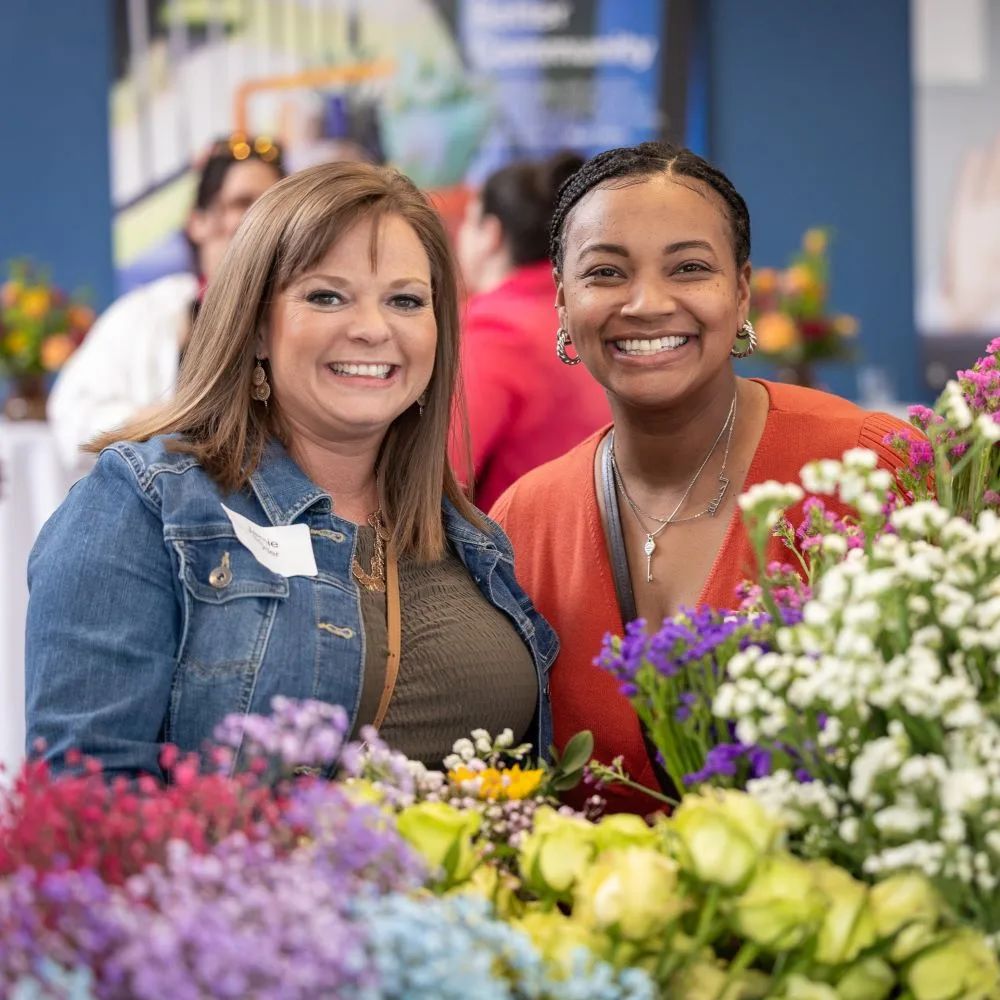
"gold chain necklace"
610,390,737,583
352,509,388,593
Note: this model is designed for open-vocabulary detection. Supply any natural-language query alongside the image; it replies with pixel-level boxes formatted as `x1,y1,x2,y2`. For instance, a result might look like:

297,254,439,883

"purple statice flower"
906,404,939,432
213,697,351,776
684,743,748,784
674,692,699,723
985,490,1000,510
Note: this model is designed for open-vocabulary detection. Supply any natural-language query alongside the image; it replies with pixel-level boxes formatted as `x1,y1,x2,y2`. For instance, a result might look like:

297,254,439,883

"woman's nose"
620,276,678,318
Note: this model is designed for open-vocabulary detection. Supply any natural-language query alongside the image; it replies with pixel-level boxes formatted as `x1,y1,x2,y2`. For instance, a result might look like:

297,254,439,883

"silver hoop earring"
251,358,271,404
731,320,757,359
556,328,581,366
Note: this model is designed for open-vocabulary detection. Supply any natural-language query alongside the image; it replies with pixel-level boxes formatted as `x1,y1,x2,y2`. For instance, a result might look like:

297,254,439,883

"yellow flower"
754,312,799,354
447,764,544,800
869,872,941,962
592,812,658,853
3,331,31,355
833,313,859,338
20,288,51,320
803,227,828,256
779,974,840,1000
514,911,602,979
0,280,22,308
751,266,780,296
40,334,76,371
574,847,686,942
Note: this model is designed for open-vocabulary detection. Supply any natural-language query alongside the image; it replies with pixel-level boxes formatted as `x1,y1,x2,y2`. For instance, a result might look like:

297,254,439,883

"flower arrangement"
0,260,93,379
597,342,1000,964
750,227,859,367
6,699,992,1000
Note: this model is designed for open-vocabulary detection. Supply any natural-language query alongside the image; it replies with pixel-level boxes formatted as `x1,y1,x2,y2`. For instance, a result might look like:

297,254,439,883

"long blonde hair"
91,161,480,560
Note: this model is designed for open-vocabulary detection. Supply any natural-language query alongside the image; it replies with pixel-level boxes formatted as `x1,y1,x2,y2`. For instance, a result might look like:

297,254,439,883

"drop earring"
251,358,271,404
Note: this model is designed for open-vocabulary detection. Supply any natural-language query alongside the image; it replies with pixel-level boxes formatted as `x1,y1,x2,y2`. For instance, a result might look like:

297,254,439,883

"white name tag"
221,505,318,578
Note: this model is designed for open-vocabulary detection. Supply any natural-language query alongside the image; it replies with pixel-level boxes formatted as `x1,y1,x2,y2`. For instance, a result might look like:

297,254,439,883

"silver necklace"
610,391,738,583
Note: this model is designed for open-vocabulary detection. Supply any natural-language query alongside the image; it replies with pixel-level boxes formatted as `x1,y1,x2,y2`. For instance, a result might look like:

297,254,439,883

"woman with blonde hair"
26,162,555,779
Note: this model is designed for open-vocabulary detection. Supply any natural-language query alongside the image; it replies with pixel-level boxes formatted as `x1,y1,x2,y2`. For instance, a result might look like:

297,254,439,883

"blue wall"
0,1,114,311
0,1,918,400
710,0,917,402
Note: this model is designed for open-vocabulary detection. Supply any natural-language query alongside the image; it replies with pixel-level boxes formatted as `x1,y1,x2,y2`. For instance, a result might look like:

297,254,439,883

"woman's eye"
585,266,622,280
305,290,343,306
675,261,712,275
389,294,426,310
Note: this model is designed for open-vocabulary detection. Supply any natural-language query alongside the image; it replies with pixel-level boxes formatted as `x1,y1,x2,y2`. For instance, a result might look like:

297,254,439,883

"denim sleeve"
25,449,180,779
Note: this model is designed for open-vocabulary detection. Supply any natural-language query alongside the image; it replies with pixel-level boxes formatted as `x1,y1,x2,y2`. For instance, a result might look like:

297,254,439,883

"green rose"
775,974,839,1000
729,855,826,951
670,789,782,890
811,861,877,966
395,800,481,884
592,812,659,853
905,929,1000,1000
519,806,597,897
574,847,686,942
670,960,771,1000
836,957,895,1000
868,873,941,962
515,910,602,977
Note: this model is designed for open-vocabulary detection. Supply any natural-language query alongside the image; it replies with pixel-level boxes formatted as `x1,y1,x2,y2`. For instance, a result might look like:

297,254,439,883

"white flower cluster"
716,471,1000,917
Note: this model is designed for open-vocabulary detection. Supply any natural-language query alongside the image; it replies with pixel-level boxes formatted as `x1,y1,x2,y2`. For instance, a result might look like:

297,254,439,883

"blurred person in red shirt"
451,152,611,510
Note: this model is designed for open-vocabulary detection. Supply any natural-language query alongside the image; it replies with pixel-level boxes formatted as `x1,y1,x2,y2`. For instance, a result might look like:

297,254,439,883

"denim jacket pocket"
174,536,289,674
169,535,291,752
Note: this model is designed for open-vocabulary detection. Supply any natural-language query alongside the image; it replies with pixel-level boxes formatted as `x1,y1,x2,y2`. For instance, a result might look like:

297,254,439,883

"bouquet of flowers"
750,227,859,367
7,698,991,999
0,260,93,379
597,341,1000,961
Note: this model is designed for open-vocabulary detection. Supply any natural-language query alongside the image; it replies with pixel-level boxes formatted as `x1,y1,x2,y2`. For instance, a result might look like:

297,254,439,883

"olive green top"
351,526,538,766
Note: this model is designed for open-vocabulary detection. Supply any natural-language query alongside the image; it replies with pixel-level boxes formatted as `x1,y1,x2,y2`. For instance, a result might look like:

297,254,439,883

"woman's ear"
554,271,568,331
737,260,752,321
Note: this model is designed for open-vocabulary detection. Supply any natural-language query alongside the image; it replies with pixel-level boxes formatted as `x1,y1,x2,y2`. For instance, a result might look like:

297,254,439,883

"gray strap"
599,432,676,799
600,433,637,624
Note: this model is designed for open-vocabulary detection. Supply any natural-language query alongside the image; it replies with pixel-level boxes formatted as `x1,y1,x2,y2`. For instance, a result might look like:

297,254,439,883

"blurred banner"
110,0,707,294
913,0,1000,390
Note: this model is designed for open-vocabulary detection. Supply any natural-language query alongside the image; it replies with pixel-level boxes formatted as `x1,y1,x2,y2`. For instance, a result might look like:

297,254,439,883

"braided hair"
548,141,751,273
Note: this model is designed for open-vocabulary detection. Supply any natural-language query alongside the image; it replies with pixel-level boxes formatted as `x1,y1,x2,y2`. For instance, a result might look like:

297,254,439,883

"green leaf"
555,730,594,775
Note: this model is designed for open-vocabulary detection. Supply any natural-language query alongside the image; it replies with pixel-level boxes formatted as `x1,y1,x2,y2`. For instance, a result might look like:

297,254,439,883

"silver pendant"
644,535,655,582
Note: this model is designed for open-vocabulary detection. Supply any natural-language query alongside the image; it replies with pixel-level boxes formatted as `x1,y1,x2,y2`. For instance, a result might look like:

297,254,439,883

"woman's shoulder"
489,426,608,524
755,379,915,471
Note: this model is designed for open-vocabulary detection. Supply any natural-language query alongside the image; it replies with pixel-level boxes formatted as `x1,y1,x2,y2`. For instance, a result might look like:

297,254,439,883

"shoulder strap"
372,539,401,731
599,433,677,802
600,433,637,623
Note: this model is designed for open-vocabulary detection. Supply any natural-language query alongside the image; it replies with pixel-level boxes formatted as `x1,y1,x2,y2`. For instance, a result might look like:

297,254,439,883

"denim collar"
248,440,332,526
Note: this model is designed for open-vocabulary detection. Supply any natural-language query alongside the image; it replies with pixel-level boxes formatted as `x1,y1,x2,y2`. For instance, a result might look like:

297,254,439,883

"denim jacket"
26,437,557,778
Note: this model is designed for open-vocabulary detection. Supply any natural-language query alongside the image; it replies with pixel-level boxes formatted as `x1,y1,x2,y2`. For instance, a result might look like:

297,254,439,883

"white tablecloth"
0,420,78,780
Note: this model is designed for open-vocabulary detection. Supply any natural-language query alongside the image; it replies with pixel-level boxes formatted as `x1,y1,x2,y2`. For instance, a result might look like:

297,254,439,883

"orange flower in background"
751,267,780,297
68,304,96,330
755,312,799,354
748,227,857,367
0,282,21,309
40,334,76,371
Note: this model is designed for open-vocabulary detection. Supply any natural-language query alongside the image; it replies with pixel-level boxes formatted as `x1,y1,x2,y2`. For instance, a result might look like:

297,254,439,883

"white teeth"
614,336,689,355
329,362,393,378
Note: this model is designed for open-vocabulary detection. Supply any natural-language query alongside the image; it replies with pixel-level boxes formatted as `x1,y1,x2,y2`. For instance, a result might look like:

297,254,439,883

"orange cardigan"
490,380,915,815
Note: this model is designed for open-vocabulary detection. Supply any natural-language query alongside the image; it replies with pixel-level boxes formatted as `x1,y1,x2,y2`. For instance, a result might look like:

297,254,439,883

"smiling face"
557,172,750,410
261,212,437,450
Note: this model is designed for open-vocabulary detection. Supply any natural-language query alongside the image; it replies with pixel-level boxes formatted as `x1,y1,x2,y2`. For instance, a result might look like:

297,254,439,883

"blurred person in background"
47,136,285,473
451,151,611,510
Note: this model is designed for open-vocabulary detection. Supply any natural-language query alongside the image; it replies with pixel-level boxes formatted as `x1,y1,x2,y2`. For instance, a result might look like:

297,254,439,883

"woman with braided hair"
489,141,914,815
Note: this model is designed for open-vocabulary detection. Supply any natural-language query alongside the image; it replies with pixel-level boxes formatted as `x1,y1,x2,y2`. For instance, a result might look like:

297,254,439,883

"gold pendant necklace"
352,509,388,593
